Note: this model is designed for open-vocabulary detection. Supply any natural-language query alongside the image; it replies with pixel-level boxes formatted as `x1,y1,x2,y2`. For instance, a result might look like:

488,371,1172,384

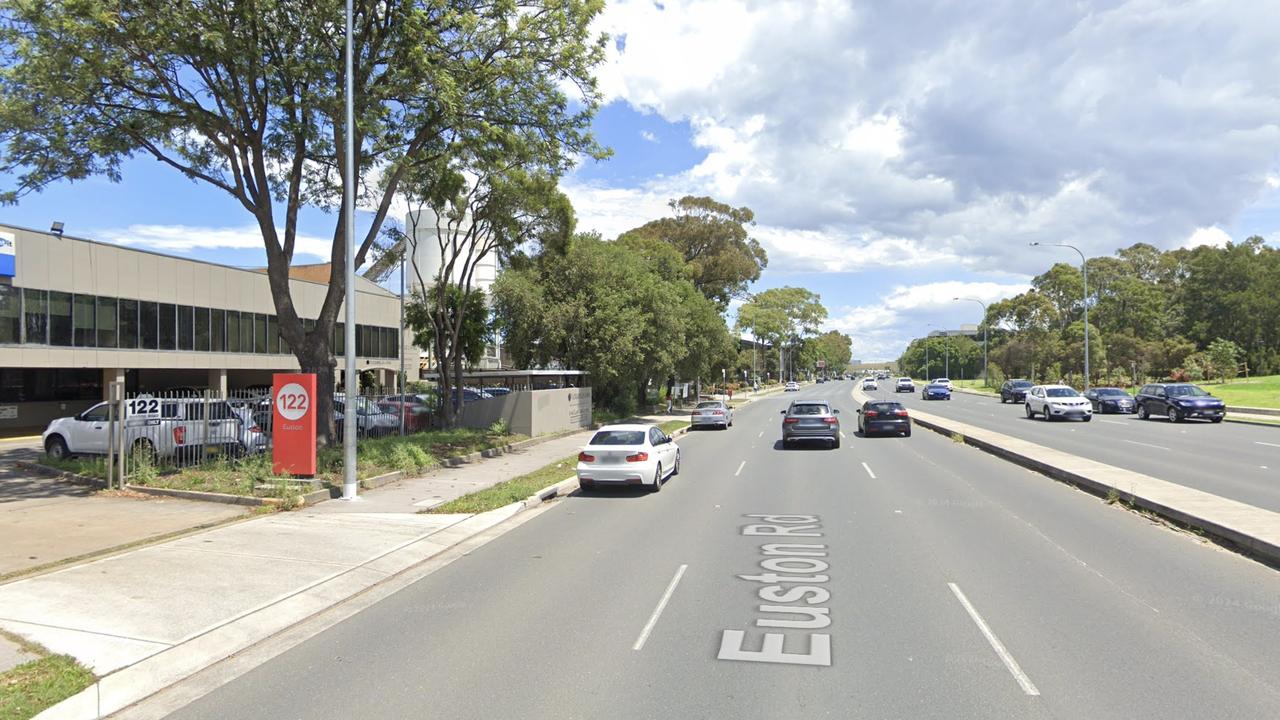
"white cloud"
640,130,659,143
1182,225,1232,249
95,224,333,263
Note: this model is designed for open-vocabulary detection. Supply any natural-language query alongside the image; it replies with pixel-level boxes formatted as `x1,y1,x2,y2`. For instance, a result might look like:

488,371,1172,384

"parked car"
857,400,911,437
861,378,878,391
1024,384,1092,421
780,400,841,449
895,377,915,393
334,395,400,437
931,378,953,390
784,381,800,392
576,424,680,492
482,386,513,397
42,397,247,462
691,400,733,430
377,397,433,433
1135,383,1225,423
1000,379,1033,404
922,382,951,400
231,405,269,454
1084,387,1136,414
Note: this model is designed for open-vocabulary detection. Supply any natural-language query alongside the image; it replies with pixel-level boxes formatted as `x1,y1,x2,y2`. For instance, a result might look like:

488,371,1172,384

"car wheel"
1025,403,1035,419
672,452,681,476
1000,395,1007,404
578,479,595,493
44,435,70,460
832,436,840,449
1167,407,1180,423
131,438,157,463
1083,416,1092,422
903,427,911,437
1138,404,1149,420
651,464,663,492
1211,417,1223,424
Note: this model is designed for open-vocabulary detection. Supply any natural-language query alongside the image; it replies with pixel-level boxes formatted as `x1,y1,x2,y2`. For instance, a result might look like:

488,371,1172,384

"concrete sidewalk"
2,427,604,720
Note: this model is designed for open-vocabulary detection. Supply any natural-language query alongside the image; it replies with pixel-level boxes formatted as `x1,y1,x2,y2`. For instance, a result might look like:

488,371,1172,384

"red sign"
272,373,317,476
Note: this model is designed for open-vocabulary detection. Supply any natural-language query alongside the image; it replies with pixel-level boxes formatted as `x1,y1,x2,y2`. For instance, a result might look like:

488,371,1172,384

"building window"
118,298,138,349
0,368,102,402
333,322,344,355
211,308,225,352
240,311,254,353
158,303,176,350
194,307,210,351
23,288,47,345
226,311,241,352
266,315,279,354
140,301,159,350
255,313,267,354
73,294,96,347
96,296,118,348
390,328,399,359
0,285,19,344
177,304,194,351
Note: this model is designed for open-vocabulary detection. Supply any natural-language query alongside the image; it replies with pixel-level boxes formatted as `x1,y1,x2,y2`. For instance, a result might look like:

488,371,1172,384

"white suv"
1024,385,1092,422
931,378,953,390
43,397,248,461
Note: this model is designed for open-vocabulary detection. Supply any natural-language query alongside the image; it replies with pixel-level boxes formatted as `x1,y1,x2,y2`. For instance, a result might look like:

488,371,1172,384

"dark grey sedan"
781,401,841,449
1084,387,1136,414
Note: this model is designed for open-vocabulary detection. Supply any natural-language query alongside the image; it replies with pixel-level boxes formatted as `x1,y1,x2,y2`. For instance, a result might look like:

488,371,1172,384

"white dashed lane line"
948,583,1040,696
734,461,746,477
861,462,876,479
1122,439,1170,451
633,564,689,651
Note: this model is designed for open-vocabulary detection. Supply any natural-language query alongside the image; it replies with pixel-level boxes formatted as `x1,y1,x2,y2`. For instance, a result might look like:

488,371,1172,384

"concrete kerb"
855,383,1280,568
13,460,106,489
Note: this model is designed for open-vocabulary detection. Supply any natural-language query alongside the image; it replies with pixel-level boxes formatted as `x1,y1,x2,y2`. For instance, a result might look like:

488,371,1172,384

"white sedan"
577,424,681,493
931,378,953,390
1025,384,1093,422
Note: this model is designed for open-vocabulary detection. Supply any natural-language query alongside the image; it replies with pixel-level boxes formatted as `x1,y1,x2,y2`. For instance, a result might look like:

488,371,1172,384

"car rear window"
790,404,828,415
868,402,903,412
590,430,645,445
696,402,723,409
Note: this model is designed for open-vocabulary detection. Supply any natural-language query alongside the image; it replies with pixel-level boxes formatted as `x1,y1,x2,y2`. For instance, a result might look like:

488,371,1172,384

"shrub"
488,418,511,436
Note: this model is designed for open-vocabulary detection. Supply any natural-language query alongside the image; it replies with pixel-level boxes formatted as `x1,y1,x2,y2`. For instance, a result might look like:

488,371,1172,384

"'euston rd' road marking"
735,461,746,477
861,462,876,479
948,582,1040,696
1256,441,1280,449
1122,439,1170,451
634,564,688,651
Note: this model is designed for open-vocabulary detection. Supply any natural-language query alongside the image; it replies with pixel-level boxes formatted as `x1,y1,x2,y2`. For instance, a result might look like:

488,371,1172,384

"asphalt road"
868,383,1280,513
164,381,1280,720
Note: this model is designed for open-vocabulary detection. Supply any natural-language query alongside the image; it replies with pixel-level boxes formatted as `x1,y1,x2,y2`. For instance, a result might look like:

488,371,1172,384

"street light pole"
1030,242,1090,390
341,0,358,501
955,297,988,387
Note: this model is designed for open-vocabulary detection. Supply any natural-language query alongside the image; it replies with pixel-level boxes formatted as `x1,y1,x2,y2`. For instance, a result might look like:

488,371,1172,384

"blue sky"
5,0,1280,361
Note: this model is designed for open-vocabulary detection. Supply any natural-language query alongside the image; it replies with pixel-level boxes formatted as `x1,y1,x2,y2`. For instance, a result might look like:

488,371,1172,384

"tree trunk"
298,345,337,446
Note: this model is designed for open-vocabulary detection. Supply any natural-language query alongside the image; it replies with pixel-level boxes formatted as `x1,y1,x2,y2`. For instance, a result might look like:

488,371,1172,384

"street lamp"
1030,242,1090,390
954,297,988,387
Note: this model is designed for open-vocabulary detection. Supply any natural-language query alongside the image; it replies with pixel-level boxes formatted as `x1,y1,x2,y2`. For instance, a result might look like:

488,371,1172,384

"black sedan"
1000,379,1033,403
1084,387,1136,414
857,401,911,437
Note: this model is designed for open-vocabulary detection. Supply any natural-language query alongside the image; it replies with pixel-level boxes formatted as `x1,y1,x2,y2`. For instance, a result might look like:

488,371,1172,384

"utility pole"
955,297,989,387
341,0,359,501
1031,242,1090,390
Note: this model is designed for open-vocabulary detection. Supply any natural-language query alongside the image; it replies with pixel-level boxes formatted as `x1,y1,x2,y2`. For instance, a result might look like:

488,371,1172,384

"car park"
780,400,841,449
1024,384,1092,421
691,400,733,430
1136,383,1225,423
861,378,878,391
857,400,911,437
576,424,680,492
784,381,800,392
922,382,951,400
999,379,1033,403
894,377,915,392
1084,387,1136,414
43,396,248,462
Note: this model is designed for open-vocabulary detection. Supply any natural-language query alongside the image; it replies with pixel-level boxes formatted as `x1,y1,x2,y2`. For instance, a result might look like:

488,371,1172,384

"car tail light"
864,410,879,418
577,451,595,462
250,425,261,433
626,452,649,462
823,417,838,424
713,410,724,415
894,410,909,416
783,418,798,424
173,426,186,445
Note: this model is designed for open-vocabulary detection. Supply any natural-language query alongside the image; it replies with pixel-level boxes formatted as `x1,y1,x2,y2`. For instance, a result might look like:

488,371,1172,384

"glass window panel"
226,311,241,353
267,315,279,354
240,311,254,353
0,285,19,344
211,309,225,352
140,301,159,349
334,322,344,355
157,303,176,350
118,299,138,349
390,328,399,359
49,292,73,346
96,296,117,348
23,288,47,344
255,313,267,354
194,307,210,351
177,305,194,351
73,295,96,347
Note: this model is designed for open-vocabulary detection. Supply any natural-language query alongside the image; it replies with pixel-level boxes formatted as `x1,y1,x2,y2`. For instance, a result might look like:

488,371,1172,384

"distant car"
1135,383,1225,423
691,400,733,430
1000,379,1033,404
922,382,951,400
482,386,512,397
1024,384,1092,422
784,381,800,392
895,377,915,393
576,424,680,492
931,378,953,390
816,377,826,384
377,397,433,433
1084,387,1136,414
861,378,878,391
857,400,911,437
780,400,841,449
334,395,399,437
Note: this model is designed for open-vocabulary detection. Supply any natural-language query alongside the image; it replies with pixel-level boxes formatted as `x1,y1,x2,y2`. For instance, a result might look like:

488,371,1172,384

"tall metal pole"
341,0,358,501
955,297,989,387
398,249,405,436
1030,242,1089,390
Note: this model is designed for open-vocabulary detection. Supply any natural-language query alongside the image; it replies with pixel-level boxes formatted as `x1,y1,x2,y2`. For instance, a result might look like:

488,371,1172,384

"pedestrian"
728,388,733,402
665,394,674,414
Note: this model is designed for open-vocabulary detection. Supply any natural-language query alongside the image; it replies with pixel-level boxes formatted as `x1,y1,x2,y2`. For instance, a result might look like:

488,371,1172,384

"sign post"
272,373,317,476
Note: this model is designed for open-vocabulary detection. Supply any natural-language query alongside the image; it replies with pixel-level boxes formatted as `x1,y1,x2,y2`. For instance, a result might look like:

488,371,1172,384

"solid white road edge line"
1256,441,1280,448
1122,439,1171,451
634,564,689,651
861,462,876,479
948,582,1040,696
734,461,746,477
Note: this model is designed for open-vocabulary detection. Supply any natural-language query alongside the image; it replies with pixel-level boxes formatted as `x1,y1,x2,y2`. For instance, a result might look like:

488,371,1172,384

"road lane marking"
1256,441,1280,448
948,583,1040,696
758,430,764,438
861,462,876,479
634,564,688,651
1099,419,1126,425
735,461,746,477
1122,439,1170,451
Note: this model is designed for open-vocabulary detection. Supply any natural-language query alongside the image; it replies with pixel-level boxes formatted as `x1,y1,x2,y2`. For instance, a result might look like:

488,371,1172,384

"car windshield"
589,430,646,445
1096,389,1128,397
1167,385,1210,397
1046,388,1080,398
790,404,828,416
1011,381,1032,388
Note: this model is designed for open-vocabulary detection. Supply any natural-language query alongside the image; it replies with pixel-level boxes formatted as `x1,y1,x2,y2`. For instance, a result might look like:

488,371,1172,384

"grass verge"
658,420,691,434
951,379,998,395
1207,374,1280,409
0,642,94,720
424,454,579,515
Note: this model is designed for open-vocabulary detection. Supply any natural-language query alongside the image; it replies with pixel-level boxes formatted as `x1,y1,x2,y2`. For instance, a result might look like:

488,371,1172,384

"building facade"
0,224,415,434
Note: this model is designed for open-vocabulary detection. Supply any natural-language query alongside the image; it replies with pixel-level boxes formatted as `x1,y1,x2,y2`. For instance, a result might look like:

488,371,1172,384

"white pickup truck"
42,397,251,462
